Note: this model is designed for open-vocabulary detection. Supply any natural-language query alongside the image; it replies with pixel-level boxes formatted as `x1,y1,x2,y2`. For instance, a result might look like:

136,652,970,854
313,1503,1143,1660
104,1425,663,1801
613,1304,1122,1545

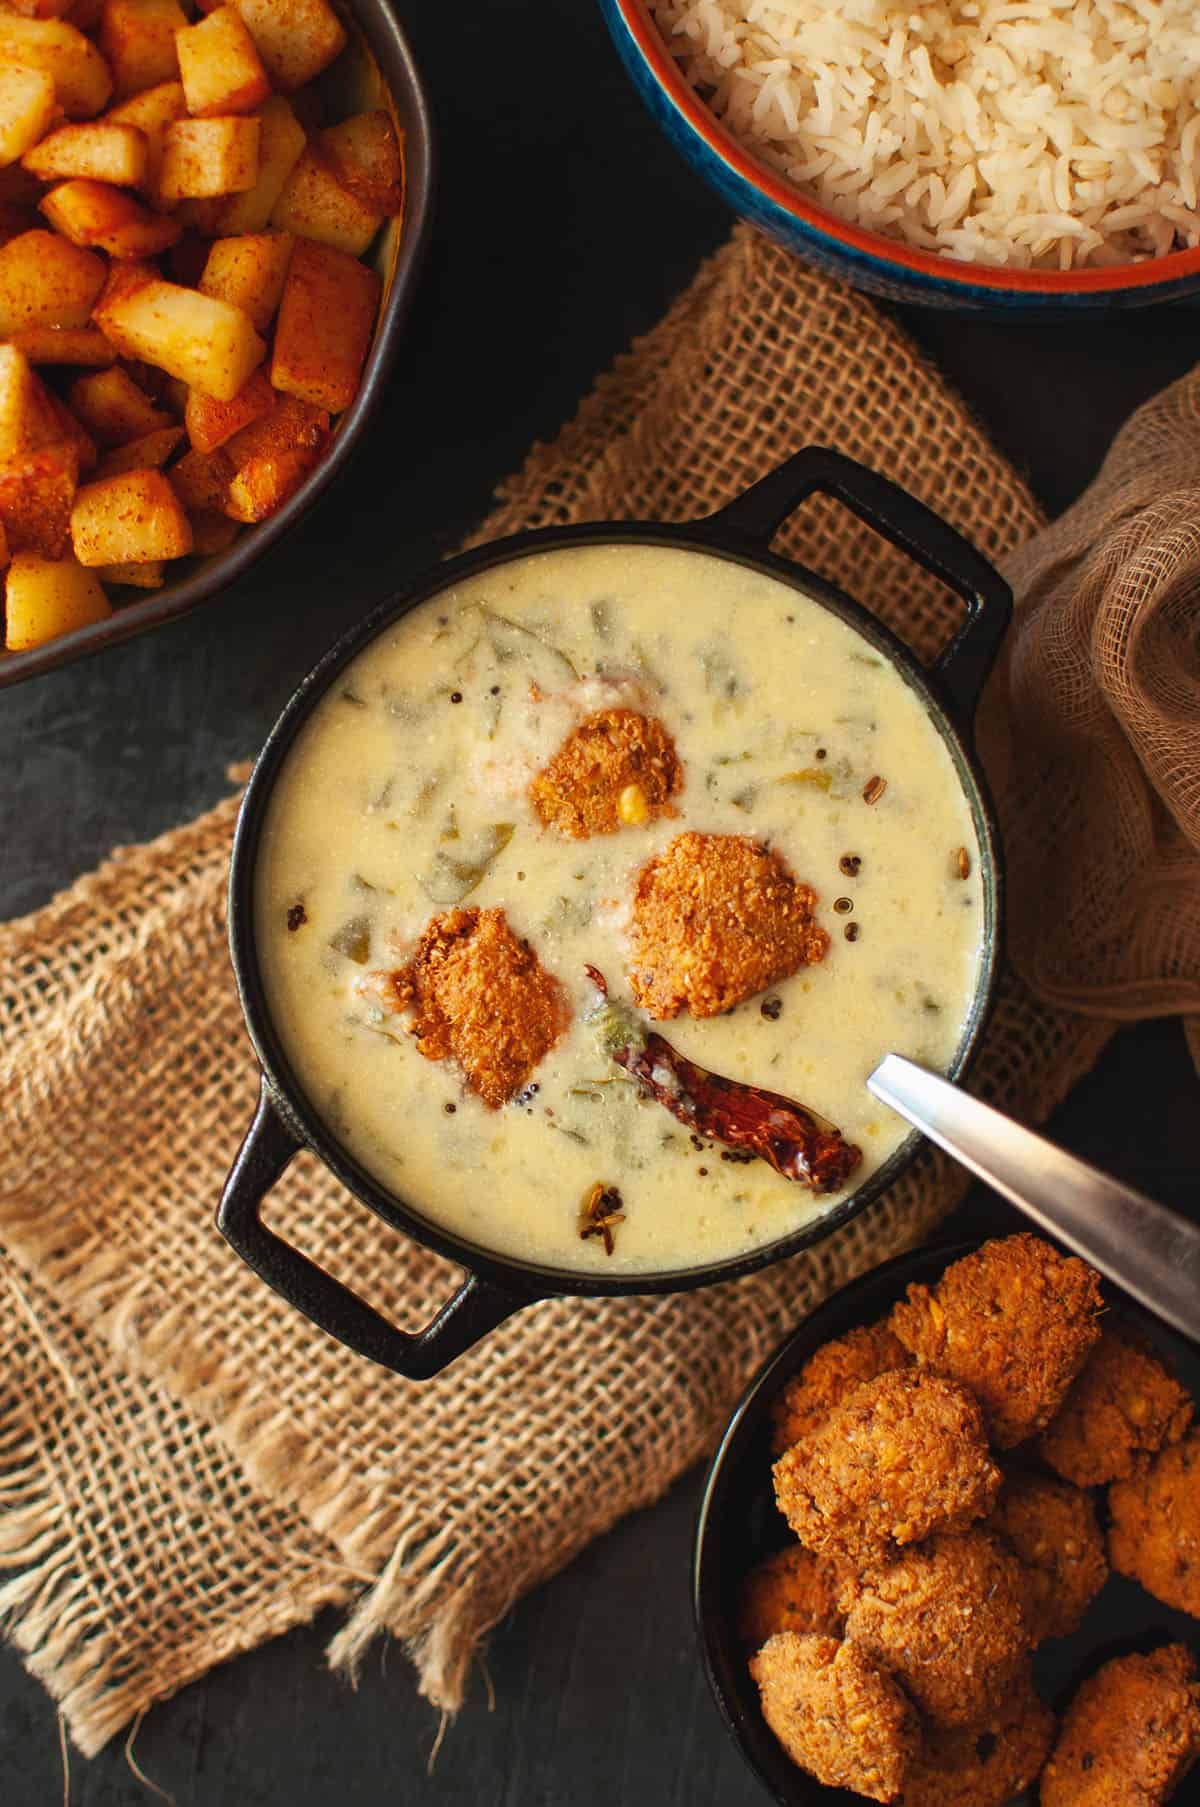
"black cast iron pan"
218,447,1012,1378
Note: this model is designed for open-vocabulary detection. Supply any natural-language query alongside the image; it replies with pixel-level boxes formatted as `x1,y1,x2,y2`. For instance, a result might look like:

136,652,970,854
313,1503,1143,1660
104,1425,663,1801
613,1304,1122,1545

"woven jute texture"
0,226,1117,1756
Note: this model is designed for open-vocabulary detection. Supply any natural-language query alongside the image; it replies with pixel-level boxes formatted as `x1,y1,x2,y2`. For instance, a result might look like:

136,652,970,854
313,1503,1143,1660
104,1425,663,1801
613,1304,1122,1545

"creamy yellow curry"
255,544,984,1274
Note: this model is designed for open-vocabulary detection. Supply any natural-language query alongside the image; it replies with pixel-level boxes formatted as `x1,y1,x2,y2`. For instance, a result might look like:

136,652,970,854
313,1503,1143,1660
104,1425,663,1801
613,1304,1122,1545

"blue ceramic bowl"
598,0,1200,313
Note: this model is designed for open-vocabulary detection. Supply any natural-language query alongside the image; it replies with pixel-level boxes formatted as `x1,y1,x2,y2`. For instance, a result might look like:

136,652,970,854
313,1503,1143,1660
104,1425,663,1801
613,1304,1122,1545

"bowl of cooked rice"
599,0,1200,310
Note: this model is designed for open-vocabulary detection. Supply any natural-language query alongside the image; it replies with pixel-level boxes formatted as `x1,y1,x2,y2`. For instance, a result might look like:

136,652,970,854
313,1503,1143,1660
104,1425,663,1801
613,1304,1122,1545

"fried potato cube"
67,364,171,443
1039,1320,1194,1488
197,229,291,330
183,362,272,452
890,1234,1103,1449
98,556,163,586
70,466,192,564
630,832,830,1020
93,273,266,400
0,347,96,478
113,356,168,397
770,1320,912,1456
186,504,237,553
0,228,105,333
4,547,110,649
773,1368,1001,1568
1108,1429,1200,1617
0,516,7,574
168,440,231,510
0,342,50,456
313,110,403,217
40,178,183,257
530,709,682,839
222,392,328,520
93,423,182,478
0,17,112,117
42,388,97,472
23,122,149,186
228,0,346,92
271,237,379,412
0,62,58,167
159,115,259,202
9,325,115,365
987,1470,1107,1643
1041,1646,1200,1807
749,1633,919,1805
105,78,186,200
92,252,156,307
736,1546,845,1650
176,5,269,117
104,75,184,135
98,0,185,100
270,144,382,255
0,346,91,470
843,1531,1032,1729
211,93,303,233
171,195,226,235
0,445,79,556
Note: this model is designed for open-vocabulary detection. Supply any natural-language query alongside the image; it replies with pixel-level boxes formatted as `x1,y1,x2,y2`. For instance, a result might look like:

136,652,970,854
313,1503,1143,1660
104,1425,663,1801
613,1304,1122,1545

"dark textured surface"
3,1,1199,1801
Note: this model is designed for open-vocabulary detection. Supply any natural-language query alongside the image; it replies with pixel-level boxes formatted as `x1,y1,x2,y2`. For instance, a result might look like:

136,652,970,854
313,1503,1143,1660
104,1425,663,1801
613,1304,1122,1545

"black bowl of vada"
694,1233,1200,1806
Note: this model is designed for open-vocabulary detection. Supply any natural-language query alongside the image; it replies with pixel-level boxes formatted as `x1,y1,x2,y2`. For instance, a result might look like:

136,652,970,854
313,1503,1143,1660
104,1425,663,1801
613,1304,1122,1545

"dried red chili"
583,968,862,1194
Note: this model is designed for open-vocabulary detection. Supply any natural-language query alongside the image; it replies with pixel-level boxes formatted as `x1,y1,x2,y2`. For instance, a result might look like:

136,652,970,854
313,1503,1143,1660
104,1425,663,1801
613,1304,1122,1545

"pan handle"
217,1080,527,1379
702,446,1012,732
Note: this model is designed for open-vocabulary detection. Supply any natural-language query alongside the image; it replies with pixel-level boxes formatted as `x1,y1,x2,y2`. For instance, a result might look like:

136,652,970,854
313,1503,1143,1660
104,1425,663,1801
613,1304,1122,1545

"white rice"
647,0,1200,268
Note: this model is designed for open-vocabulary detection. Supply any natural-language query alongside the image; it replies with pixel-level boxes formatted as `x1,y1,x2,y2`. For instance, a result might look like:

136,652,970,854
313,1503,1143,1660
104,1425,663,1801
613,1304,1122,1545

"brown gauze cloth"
978,373,1200,1059
3,220,1190,1758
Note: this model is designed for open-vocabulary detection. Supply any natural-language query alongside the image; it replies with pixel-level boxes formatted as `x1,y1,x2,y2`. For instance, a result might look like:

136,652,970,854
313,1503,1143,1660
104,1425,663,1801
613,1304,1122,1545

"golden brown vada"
987,1470,1108,1643
841,1530,1032,1729
529,707,682,839
890,1234,1103,1448
749,1632,919,1803
1108,1431,1200,1619
769,1319,912,1455
628,831,828,1020
1040,1645,1200,1807
1040,1321,1193,1488
773,1368,1001,1569
369,906,569,1108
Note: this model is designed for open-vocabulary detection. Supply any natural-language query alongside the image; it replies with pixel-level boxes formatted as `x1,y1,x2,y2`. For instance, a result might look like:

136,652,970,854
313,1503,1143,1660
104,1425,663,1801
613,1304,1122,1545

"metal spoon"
868,1052,1200,1344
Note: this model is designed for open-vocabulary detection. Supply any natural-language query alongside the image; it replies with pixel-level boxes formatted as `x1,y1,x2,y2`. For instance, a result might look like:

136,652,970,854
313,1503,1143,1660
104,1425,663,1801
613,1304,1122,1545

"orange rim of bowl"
617,0,1200,294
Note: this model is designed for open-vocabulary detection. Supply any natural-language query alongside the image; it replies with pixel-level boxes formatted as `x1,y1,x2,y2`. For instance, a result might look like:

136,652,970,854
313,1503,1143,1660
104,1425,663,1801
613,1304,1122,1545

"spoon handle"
868,1052,1200,1344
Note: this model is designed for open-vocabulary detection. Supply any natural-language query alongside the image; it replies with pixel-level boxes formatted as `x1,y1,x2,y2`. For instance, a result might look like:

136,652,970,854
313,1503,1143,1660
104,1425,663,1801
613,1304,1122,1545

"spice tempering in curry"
255,544,984,1273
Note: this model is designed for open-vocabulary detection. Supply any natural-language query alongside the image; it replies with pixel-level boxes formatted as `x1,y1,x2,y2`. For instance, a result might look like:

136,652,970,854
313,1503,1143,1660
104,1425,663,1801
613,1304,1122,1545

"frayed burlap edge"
0,1256,358,1757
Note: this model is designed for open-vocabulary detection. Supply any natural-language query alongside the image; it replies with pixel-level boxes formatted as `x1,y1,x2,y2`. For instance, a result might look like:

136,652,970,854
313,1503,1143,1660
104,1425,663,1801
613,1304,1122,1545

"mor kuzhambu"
255,543,984,1273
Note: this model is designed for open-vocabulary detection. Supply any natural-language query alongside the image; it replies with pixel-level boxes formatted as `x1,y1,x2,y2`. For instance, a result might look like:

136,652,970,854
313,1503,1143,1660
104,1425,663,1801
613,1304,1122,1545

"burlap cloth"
3,222,1155,1758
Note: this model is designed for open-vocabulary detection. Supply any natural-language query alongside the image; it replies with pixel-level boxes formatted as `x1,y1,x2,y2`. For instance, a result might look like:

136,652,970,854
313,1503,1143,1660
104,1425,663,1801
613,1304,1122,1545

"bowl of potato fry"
0,0,432,685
